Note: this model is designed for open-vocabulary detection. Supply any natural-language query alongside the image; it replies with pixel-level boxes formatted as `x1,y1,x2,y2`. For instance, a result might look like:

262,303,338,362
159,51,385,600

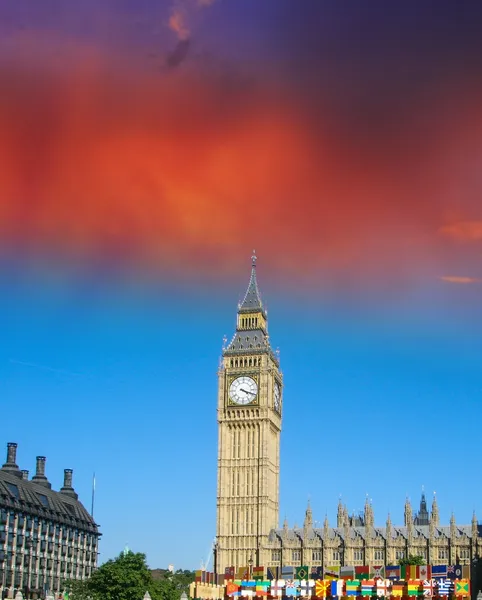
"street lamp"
248,555,254,580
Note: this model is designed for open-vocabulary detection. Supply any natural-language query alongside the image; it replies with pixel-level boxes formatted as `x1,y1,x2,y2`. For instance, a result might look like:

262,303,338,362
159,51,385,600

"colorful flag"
376,579,390,597
227,582,241,596
419,566,431,580
401,566,419,580
253,567,265,581
238,566,250,580
195,570,202,583
448,565,463,580
286,580,300,597
455,580,470,597
370,566,385,580
432,565,448,580
423,579,435,597
341,566,355,580
282,567,295,579
296,567,309,581
437,580,454,596
355,566,370,581
330,579,344,598
270,580,285,597
300,580,315,597
267,567,279,581
391,583,405,597
407,580,421,596
324,566,340,580
310,567,323,581
256,581,270,597
346,580,361,596
361,580,375,597
462,566,471,579
315,580,329,598
385,566,400,580
226,566,236,580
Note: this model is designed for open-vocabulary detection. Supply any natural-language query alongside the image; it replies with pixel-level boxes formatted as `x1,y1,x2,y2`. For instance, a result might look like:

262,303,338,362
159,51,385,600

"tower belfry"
215,254,282,574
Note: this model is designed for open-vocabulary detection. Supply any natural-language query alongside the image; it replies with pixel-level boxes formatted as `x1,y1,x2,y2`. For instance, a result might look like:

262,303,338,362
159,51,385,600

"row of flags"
224,565,470,582
224,578,471,598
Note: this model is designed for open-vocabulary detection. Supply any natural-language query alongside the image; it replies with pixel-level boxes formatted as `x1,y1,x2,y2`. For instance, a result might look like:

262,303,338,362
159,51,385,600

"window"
374,550,384,561
312,550,322,562
6,484,19,499
271,550,281,562
438,548,448,560
37,494,49,508
395,550,405,560
354,550,363,561
460,549,470,559
292,550,301,562
332,550,340,561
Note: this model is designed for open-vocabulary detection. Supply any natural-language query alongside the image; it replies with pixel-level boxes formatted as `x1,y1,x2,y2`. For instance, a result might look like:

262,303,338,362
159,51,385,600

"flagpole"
91,472,96,518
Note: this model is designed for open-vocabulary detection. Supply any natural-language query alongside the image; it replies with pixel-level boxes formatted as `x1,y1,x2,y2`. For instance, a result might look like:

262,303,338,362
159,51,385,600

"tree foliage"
399,554,425,565
65,551,195,600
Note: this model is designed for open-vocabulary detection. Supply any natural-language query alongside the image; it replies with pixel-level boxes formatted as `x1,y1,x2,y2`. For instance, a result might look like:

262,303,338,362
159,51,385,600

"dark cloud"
166,38,191,68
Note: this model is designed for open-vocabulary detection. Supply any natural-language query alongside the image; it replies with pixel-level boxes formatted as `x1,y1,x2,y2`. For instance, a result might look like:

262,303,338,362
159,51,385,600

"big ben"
216,253,282,574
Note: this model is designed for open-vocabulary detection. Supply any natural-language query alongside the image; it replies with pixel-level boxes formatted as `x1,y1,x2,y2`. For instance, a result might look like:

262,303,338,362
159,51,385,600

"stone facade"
263,495,480,570
0,443,100,599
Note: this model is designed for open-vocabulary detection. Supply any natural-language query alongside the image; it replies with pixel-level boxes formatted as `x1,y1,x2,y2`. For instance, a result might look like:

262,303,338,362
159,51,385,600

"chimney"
1,442,22,478
21,470,29,480
60,468,78,500
32,456,52,489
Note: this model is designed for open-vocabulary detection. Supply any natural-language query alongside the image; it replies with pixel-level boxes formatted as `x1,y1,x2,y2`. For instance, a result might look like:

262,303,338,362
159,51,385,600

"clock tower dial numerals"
229,376,258,405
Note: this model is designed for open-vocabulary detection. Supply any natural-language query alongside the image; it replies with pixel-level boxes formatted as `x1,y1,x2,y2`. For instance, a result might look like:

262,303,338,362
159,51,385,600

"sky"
1,0,482,571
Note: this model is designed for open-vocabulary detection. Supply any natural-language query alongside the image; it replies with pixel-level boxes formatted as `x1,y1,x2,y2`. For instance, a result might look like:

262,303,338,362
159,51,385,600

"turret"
431,492,439,526
404,497,413,527
337,498,344,527
303,501,313,531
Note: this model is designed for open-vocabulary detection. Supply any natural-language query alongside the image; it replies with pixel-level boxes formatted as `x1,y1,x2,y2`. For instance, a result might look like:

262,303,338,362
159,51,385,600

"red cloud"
1,34,482,289
439,221,482,242
439,276,481,284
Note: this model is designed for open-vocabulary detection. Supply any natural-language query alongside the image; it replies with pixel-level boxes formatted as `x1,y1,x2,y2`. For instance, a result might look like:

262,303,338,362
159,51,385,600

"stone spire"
337,498,344,527
450,512,456,539
386,513,392,539
414,488,430,526
431,492,439,526
323,514,329,537
238,251,265,316
404,497,413,527
472,511,478,539
364,496,374,527
304,501,313,531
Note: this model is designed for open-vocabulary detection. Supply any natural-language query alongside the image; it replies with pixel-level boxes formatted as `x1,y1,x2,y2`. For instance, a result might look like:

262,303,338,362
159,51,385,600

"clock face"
229,376,258,405
274,382,281,412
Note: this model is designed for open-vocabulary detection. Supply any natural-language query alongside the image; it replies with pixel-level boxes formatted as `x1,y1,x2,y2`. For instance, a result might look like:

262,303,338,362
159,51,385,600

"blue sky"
2,262,481,570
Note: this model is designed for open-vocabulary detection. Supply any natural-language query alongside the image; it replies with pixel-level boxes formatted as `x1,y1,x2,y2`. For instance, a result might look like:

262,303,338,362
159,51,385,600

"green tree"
65,550,162,600
399,554,425,566
151,569,195,600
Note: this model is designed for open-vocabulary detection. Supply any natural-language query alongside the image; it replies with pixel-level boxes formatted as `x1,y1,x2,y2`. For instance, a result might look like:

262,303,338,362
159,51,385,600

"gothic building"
0,443,100,599
214,257,480,575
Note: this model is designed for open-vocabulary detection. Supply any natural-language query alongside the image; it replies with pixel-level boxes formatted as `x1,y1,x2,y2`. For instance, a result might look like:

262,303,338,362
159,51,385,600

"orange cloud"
168,8,190,40
439,221,482,242
0,34,481,289
439,276,481,284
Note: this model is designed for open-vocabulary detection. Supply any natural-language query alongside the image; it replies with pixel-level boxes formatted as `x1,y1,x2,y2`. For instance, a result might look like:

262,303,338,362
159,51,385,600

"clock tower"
216,253,282,574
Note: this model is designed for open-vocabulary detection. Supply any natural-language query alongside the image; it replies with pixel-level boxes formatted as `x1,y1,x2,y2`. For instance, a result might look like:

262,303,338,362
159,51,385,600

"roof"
238,254,265,315
268,523,474,544
0,469,99,534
